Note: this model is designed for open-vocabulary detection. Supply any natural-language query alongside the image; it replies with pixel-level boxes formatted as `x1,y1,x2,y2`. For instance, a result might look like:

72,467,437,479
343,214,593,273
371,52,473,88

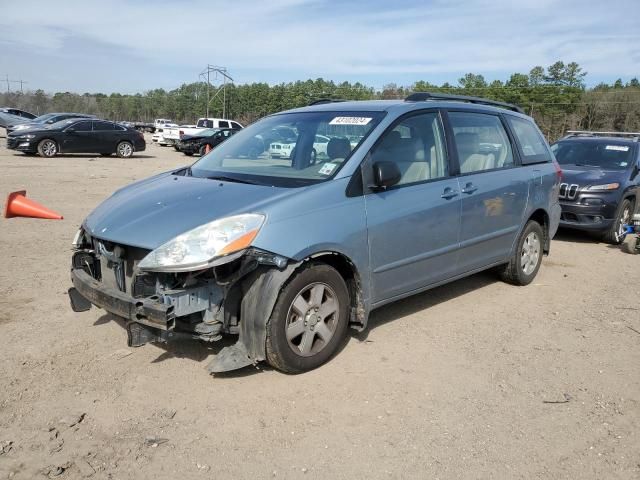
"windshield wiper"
206,175,258,185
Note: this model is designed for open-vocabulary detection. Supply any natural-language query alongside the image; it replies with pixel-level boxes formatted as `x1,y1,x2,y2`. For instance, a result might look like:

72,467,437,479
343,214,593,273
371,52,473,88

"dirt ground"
0,134,638,480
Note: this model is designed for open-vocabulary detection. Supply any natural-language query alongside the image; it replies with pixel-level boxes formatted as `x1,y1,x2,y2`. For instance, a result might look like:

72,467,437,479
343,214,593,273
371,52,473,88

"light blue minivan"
68,93,561,374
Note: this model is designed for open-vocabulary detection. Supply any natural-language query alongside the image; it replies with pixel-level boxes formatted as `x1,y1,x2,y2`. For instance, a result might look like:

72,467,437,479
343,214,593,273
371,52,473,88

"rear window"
197,119,213,128
506,116,552,164
551,141,634,170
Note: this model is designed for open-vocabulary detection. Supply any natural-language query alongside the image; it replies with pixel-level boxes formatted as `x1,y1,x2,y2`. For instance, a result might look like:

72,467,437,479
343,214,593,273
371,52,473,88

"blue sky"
1,0,639,94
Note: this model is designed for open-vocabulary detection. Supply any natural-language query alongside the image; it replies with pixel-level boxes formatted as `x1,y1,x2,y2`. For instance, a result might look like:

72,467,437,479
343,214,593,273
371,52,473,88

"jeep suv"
551,131,640,243
68,93,561,374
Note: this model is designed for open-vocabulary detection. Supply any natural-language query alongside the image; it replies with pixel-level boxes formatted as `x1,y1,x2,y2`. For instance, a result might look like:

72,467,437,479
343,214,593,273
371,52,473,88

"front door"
61,120,94,153
364,110,462,303
447,111,529,272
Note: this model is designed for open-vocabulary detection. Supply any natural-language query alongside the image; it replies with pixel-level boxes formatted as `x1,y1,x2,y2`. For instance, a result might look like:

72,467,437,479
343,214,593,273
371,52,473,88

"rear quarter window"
506,116,552,165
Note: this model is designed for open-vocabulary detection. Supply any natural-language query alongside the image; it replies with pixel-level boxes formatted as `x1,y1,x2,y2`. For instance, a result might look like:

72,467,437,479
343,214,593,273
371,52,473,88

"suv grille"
559,183,579,200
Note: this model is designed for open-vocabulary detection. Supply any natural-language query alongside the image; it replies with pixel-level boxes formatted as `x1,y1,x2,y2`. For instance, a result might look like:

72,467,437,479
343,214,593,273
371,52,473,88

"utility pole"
198,65,233,118
2,75,28,93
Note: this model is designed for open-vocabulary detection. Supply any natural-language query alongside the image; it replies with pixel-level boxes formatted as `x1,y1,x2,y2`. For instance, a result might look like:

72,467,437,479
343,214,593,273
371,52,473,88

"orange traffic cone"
205,144,211,154
4,190,63,220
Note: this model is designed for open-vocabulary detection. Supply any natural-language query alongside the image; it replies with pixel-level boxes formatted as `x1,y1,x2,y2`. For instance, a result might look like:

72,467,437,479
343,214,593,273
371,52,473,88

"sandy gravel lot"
0,134,639,480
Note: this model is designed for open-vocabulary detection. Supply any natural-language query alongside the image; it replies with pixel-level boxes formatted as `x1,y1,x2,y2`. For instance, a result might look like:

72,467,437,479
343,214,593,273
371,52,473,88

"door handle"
441,187,459,200
461,182,478,194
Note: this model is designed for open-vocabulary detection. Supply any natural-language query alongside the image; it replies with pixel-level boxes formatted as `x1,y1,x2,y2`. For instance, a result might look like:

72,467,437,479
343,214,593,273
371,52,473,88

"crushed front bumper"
69,267,174,330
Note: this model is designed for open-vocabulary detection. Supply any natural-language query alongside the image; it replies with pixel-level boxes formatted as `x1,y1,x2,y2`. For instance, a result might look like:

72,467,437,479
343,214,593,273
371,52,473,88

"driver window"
370,112,448,186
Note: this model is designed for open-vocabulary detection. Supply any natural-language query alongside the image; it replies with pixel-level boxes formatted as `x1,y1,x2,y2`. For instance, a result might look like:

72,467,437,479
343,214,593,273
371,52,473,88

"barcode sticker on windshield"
605,145,629,152
329,116,372,126
318,163,337,175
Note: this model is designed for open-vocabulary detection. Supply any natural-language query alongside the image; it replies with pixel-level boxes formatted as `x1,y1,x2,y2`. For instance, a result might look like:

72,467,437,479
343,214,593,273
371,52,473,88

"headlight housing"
586,183,620,191
13,125,29,131
18,134,35,139
138,213,265,272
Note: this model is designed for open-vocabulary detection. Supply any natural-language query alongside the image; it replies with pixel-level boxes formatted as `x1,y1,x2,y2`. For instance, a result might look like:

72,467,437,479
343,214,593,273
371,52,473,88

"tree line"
2,61,639,141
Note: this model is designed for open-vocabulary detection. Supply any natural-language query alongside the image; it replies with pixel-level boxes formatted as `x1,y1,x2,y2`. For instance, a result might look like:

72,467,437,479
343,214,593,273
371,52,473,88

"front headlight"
586,183,620,191
18,134,35,139
138,213,265,272
13,125,29,131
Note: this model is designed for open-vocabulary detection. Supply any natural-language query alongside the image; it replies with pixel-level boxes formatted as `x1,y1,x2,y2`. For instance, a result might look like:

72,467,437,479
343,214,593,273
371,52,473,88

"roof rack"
404,92,524,114
308,98,346,106
563,130,640,141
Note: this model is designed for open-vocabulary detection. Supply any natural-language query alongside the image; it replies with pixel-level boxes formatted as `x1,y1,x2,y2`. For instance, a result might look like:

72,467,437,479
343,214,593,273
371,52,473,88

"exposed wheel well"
528,208,550,253
302,252,365,330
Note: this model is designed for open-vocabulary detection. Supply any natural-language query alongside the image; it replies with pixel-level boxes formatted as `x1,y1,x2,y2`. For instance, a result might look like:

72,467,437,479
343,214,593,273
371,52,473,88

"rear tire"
37,139,58,158
116,141,133,158
266,264,350,374
183,152,193,157
498,220,544,286
621,234,639,254
603,199,633,245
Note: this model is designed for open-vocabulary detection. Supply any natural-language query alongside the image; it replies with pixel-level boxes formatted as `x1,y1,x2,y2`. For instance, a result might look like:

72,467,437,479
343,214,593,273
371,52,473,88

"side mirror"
372,161,401,190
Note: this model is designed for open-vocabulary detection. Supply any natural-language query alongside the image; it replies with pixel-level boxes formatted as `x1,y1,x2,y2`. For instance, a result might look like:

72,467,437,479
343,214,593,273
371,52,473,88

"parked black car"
178,128,240,156
7,118,146,158
7,112,95,134
551,131,640,243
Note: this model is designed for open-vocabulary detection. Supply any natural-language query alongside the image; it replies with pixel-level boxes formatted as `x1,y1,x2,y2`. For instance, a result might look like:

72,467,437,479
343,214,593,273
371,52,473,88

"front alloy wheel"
38,139,57,157
266,264,350,373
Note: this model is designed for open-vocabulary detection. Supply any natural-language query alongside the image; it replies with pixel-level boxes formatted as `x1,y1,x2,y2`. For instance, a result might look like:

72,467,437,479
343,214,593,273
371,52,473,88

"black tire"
498,220,544,286
116,141,134,158
183,152,193,157
266,264,350,374
37,139,58,158
621,234,639,254
603,198,634,245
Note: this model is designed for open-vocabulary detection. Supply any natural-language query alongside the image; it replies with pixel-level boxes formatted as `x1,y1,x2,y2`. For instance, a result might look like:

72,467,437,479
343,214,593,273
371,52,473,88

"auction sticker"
605,145,629,152
329,116,372,125
318,163,337,175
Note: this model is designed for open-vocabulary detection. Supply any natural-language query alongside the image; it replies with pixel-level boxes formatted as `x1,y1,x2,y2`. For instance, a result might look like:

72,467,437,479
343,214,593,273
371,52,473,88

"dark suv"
551,131,640,243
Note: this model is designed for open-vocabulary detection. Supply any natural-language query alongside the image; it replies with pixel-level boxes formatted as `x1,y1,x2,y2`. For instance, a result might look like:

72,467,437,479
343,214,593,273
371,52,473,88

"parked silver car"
68,93,561,374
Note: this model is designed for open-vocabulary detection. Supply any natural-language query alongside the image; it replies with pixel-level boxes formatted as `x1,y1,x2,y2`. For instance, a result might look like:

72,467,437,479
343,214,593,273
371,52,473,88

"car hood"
560,164,627,186
83,172,298,250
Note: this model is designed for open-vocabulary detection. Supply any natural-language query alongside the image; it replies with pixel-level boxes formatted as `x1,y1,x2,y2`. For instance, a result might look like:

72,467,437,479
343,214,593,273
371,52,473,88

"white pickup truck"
164,118,243,147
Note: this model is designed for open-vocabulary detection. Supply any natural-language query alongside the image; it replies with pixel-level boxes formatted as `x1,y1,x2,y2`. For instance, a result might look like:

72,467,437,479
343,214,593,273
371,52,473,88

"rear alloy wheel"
603,199,633,245
37,139,58,158
266,264,349,373
116,141,133,158
498,220,544,286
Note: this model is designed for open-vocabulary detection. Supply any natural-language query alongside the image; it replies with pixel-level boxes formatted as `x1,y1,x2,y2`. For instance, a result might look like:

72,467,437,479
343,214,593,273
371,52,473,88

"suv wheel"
266,264,349,373
603,198,633,245
498,220,544,286
37,139,58,158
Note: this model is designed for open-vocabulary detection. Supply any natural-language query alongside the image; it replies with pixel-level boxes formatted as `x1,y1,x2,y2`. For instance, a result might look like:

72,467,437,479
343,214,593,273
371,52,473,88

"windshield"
190,111,385,187
551,141,635,170
47,119,77,129
33,113,57,123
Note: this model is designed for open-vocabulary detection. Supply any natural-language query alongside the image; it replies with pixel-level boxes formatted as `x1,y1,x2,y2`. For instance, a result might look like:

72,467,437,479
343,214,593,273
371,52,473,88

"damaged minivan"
68,93,561,374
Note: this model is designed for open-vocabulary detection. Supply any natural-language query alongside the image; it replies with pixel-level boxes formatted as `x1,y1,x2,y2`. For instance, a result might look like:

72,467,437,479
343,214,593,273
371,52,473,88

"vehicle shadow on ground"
93,271,499,378
553,228,601,244
355,271,498,342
